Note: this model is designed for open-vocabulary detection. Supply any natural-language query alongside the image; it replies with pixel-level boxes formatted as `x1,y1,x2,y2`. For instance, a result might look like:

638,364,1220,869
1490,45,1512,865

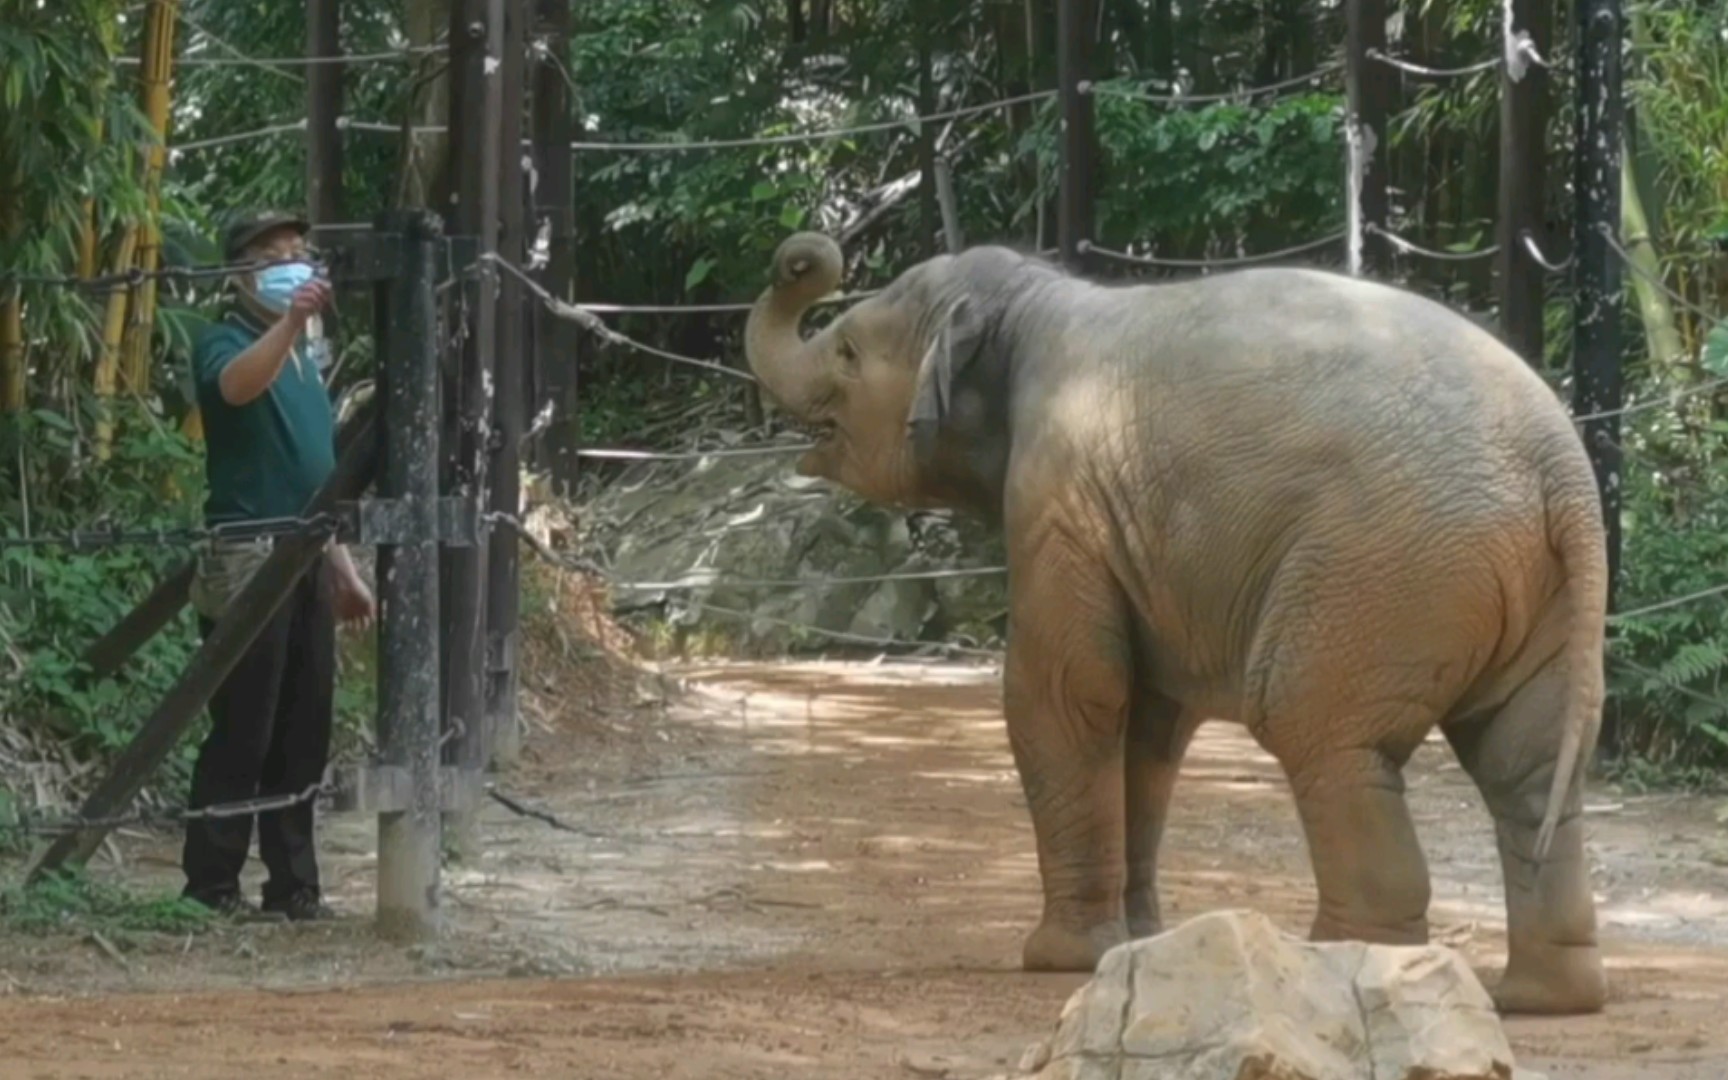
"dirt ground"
4,657,1728,1079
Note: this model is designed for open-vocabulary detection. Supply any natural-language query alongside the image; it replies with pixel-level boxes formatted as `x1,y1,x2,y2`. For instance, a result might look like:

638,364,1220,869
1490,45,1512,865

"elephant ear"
907,295,982,431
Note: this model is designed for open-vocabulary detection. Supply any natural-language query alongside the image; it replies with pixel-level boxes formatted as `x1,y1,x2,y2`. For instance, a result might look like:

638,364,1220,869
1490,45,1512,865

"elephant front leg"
1124,692,1197,939
1002,542,1135,973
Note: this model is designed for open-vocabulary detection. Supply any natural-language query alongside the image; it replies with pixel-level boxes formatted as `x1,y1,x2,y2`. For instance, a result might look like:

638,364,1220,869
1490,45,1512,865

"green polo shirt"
192,309,335,526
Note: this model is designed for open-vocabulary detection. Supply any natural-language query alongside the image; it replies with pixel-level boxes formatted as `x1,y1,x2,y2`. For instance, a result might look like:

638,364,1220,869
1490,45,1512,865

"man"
181,210,374,920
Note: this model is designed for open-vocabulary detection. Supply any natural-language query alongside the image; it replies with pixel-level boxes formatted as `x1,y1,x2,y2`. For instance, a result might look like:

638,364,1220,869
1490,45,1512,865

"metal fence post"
373,209,444,940
1056,0,1096,273
1496,0,1553,366
1572,0,1625,758
1344,0,1393,276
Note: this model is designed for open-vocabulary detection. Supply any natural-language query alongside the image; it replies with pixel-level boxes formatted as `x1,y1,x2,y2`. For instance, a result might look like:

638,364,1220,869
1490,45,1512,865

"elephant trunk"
744,232,845,419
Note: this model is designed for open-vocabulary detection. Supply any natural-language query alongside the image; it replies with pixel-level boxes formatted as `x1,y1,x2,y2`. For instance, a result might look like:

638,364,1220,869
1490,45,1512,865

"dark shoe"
183,888,256,918
261,888,335,922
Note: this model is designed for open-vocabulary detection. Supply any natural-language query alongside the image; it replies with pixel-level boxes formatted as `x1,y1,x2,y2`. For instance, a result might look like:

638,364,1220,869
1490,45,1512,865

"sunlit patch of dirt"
1,659,1726,1079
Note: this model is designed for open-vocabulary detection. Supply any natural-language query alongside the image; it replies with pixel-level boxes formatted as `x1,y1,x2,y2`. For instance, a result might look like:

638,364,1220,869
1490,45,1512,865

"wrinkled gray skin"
744,233,1610,1015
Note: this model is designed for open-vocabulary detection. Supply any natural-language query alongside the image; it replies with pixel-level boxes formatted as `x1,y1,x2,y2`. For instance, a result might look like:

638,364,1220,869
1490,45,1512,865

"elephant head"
744,232,1043,515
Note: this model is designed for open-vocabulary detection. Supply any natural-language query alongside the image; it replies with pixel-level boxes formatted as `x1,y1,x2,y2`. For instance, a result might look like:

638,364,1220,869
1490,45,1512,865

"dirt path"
3,660,1728,1079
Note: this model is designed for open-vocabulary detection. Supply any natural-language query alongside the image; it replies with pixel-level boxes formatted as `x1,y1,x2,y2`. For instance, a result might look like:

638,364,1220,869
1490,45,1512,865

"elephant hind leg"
1443,655,1607,1015
1123,687,1198,940
1274,736,1434,947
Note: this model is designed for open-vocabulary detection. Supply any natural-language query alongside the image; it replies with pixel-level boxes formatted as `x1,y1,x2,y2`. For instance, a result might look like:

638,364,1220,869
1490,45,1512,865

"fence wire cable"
1569,375,1728,423
169,8,302,83
1,252,323,292
118,45,445,70
0,780,329,836
0,510,343,551
1365,224,1499,261
1366,49,1502,79
1521,229,1573,272
1599,225,1728,330
1606,653,1728,715
566,90,1058,152
690,599,1000,658
1081,232,1345,269
575,444,815,462
580,291,881,316
1088,63,1342,106
481,253,757,382
1609,583,1728,623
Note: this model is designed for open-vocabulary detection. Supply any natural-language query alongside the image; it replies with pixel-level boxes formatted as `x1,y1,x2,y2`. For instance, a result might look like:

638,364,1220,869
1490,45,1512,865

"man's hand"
287,278,333,327
326,545,376,631
217,277,332,406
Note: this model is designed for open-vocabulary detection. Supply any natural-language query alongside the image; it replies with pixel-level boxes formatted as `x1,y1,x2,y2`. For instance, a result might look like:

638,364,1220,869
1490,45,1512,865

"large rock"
1015,910,1540,1080
575,444,1007,653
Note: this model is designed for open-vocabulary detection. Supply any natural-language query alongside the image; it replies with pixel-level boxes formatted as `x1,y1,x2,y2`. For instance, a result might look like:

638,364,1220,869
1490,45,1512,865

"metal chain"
1,511,342,552
0,253,329,293
1,780,330,836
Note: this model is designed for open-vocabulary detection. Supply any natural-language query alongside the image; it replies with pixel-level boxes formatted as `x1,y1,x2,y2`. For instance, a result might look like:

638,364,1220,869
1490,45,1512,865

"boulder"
575,445,1007,653
1014,909,1541,1080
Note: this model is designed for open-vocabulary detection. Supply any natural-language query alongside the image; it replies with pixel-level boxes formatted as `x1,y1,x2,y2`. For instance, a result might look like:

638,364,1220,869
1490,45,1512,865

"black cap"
221,209,310,262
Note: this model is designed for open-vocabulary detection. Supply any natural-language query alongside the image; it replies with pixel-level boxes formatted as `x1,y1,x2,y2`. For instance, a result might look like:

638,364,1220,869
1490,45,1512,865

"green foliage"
1606,422,1728,771
0,868,215,936
1086,88,1345,255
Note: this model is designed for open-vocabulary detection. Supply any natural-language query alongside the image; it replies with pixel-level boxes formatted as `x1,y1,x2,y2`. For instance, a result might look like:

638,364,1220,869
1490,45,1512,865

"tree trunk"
93,228,140,460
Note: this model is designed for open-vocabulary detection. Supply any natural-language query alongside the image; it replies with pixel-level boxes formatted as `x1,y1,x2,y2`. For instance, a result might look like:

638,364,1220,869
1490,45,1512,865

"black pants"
182,556,334,907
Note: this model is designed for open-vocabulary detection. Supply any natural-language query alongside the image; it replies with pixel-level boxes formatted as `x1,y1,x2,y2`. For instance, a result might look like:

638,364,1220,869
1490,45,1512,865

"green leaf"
684,255,717,291
1702,321,1728,376
778,203,806,230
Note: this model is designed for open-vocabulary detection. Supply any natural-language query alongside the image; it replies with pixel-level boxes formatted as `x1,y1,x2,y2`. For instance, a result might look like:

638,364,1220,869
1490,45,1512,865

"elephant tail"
1534,483,1610,862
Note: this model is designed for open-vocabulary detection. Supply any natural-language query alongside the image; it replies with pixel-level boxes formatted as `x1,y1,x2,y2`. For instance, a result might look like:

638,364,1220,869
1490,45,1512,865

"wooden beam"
26,402,379,882
530,0,577,494
306,0,345,225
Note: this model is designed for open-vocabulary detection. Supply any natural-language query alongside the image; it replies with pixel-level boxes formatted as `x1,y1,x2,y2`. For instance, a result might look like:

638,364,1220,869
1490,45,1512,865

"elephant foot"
1492,942,1607,1015
1022,917,1127,972
1124,888,1161,940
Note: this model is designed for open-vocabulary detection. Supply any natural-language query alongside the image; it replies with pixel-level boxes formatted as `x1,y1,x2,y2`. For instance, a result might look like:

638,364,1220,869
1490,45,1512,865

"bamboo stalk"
119,0,181,400
1,293,24,413
92,228,139,459
1620,139,1686,373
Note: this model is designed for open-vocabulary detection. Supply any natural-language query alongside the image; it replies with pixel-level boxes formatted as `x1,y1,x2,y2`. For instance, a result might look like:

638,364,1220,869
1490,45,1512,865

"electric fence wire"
1365,223,1500,262
0,780,329,836
1086,62,1343,106
0,510,343,552
0,253,329,292
1080,232,1347,270
1365,49,1503,80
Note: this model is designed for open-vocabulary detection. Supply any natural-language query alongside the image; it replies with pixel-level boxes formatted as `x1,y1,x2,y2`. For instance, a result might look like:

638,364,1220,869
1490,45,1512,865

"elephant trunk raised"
743,232,846,422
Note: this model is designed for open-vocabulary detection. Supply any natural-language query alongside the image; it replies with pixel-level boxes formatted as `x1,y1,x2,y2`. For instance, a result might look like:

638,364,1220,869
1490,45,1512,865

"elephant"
741,232,1610,1016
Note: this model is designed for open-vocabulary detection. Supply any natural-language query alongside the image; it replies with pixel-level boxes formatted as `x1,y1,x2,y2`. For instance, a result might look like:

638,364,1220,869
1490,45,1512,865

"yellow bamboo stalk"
119,0,181,398
92,228,139,459
1,293,24,413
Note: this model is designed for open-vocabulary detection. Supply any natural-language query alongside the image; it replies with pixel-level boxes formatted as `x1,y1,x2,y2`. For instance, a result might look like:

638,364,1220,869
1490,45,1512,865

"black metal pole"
917,15,938,262
441,0,500,843
1496,0,1552,365
373,209,443,940
1344,0,1392,276
484,0,529,769
530,0,577,495
1056,0,1096,273
306,0,344,226
1573,0,1625,757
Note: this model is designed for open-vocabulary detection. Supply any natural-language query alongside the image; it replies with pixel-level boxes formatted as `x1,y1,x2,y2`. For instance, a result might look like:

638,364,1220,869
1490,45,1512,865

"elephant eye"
836,337,860,371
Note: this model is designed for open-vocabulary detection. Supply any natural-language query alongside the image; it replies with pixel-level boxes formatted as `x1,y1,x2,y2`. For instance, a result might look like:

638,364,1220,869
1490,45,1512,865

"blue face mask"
252,261,317,313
